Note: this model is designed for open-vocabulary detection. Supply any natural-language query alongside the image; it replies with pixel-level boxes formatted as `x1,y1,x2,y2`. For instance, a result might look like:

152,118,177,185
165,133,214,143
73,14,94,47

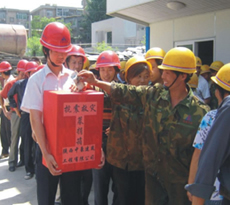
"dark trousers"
20,113,34,173
0,110,11,155
145,172,191,205
112,165,145,205
81,169,93,205
35,145,84,205
93,159,119,205
222,198,230,205
19,135,24,163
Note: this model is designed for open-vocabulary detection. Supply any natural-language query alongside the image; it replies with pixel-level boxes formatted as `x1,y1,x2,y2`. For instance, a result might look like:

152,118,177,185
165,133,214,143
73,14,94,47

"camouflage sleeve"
110,82,153,107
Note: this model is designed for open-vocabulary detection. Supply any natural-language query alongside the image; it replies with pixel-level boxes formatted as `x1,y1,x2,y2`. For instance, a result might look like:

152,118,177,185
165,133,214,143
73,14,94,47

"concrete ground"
0,146,113,205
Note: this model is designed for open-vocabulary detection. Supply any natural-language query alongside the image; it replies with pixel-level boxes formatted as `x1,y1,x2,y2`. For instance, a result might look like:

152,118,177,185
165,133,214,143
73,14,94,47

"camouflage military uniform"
107,99,145,205
92,86,119,205
110,82,209,205
107,102,144,171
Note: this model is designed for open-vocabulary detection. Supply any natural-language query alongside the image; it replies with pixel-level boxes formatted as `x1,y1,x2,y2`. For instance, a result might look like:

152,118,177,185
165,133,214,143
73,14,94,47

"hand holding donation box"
43,90,104,172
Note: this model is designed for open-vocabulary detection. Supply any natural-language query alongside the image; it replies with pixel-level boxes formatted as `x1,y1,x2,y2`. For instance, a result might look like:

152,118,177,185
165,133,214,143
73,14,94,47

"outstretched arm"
78,70,112,94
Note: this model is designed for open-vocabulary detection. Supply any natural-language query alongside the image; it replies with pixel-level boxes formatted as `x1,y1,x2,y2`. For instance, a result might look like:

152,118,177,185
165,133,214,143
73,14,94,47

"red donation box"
43,90,104,172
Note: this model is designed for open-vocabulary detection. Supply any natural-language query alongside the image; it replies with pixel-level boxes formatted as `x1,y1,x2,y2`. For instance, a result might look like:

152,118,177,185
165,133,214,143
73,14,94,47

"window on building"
46,10,53,17
63,9,69,16
77,10,82,15
0,11,6,19
57,8,70,17
16,13,28,20
175,39,214,65
107,32,112,44
57,8,62,16
196,41,213,65
9,17,14,23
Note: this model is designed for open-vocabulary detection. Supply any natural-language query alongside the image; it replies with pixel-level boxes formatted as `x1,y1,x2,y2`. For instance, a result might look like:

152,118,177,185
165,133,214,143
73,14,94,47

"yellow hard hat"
158,47,196,74
211,63,230,92
188,73,198,88
210,61,224,72
89,63,96,71
120,61,127,72
145,47,166,60
200,64,210,75
125,56,152,81
196,56,202,67
83,57,90,70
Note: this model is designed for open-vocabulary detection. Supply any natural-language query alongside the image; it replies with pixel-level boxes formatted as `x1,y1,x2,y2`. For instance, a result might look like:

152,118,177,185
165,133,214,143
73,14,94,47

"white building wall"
92,17,145,49
92,18,125,47
150,20,174,52
149,8,230,64
173,13,215,41
215,9,230,64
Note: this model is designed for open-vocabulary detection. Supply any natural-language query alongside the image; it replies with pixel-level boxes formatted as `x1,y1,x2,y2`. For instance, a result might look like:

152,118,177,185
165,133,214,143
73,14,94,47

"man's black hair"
215,84,230,100
3,70,11,76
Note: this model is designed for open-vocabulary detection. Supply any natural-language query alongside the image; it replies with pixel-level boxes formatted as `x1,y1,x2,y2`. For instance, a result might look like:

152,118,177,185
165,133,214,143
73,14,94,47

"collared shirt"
197,75,211,100
21,64,74,113
8,78,28,110
185,96,230,200
110,82,208,183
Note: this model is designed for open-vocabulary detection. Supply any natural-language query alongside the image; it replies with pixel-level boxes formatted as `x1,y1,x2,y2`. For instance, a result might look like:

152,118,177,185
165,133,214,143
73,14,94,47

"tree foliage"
79,0,112,43
26,16,72,57
31,16,72,38
93,41,114,53
26,36,43,56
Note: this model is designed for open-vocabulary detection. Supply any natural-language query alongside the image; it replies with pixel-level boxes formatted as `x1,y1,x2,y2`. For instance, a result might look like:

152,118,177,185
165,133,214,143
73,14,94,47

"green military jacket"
110,82,209,183
106,101,145,171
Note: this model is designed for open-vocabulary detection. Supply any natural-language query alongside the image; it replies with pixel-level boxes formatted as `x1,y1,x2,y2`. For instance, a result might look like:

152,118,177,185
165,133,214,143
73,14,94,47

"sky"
0,0,83,11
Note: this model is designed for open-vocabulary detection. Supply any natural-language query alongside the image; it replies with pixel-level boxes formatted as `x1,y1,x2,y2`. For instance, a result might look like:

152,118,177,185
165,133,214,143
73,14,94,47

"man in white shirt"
195,57,211,104
21,22,85,205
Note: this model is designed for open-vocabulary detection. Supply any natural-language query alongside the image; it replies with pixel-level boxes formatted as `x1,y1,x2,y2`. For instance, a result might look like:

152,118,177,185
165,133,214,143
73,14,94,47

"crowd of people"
0,21,230,205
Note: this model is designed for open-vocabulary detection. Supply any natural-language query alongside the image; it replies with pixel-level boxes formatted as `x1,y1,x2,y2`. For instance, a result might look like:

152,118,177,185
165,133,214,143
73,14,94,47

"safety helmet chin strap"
48,54,59,67
163,72,180,90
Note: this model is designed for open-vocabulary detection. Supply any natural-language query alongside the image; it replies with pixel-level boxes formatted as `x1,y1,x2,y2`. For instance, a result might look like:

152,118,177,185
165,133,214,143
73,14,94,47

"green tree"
141,35,146,46
31,16,72,38
26,36,43,56
27,16,72,57
93,41,114,53
79,0,112,44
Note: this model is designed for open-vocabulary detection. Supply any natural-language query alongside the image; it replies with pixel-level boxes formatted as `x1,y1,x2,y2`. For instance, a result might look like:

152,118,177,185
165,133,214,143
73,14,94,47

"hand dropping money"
71,71,85,91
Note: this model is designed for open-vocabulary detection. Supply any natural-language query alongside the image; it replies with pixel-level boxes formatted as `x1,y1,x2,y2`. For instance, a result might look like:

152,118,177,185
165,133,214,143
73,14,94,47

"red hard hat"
67,45,87,63
40,22,72,53
25,61,39,73
36,64,45,72
96,50,121,70
0,61,12,72
17,59,28,72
